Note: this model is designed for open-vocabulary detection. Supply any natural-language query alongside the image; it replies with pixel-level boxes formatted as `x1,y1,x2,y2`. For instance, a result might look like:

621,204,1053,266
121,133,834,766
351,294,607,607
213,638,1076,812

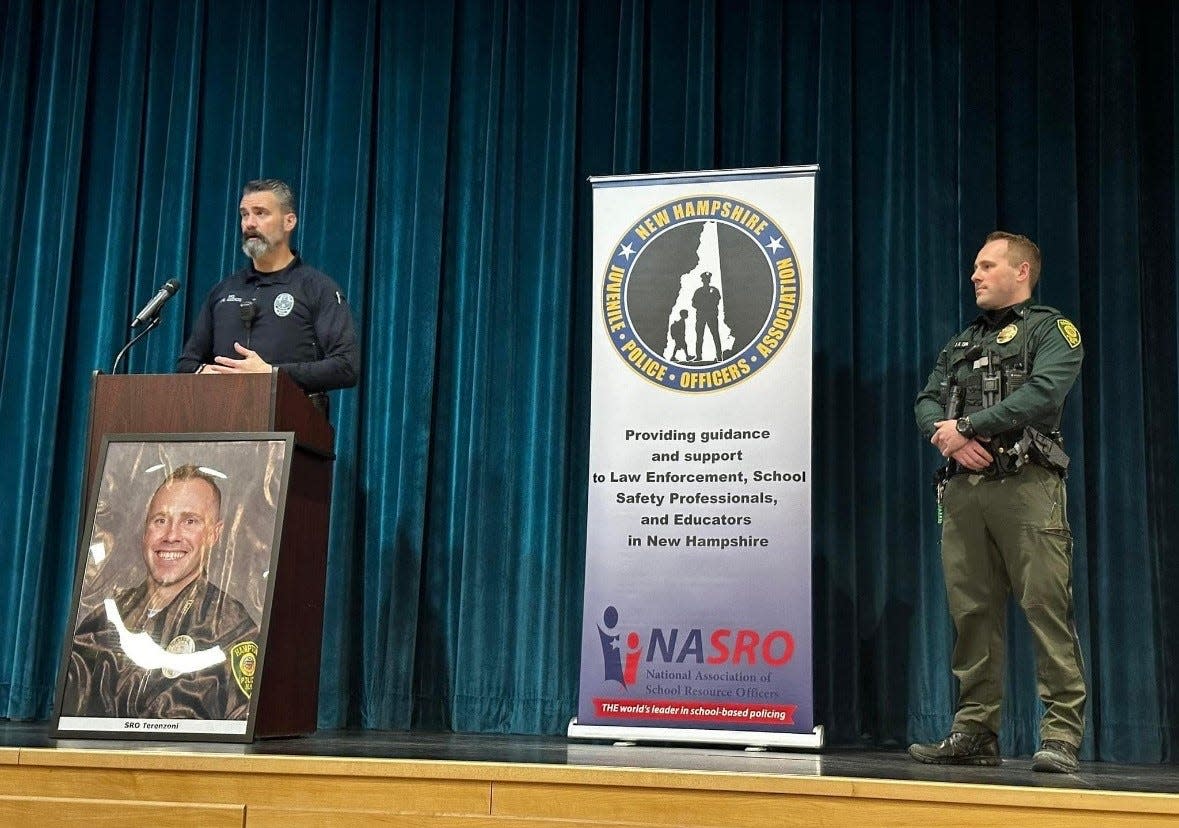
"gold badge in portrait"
162,635,196,679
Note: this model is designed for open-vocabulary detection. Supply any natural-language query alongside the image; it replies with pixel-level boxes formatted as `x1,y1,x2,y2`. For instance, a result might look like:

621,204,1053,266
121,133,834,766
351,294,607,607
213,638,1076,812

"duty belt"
941,427,1069,481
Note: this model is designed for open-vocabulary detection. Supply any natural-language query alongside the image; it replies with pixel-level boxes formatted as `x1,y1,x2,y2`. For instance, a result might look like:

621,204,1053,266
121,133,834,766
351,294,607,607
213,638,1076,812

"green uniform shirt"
915,299,1083,441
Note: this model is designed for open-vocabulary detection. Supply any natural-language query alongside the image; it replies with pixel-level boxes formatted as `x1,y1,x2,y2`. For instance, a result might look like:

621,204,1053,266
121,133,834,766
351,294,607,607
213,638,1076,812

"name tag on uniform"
972,355,993,370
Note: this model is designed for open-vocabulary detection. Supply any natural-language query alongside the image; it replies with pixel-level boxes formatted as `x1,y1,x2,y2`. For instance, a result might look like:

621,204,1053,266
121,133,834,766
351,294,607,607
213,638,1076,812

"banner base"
566,718,824,750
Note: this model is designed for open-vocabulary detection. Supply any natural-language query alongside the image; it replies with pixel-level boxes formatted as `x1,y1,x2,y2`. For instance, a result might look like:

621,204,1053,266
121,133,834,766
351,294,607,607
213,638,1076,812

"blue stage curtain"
1,0,1176,761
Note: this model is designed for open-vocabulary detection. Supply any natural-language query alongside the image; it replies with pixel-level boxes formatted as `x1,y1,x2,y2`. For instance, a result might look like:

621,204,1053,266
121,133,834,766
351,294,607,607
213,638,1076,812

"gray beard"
242,236,271,259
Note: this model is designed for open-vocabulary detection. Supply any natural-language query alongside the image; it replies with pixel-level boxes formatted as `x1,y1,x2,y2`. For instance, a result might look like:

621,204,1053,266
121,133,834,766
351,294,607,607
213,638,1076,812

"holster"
987,427,1069,479
1026,427,1070,475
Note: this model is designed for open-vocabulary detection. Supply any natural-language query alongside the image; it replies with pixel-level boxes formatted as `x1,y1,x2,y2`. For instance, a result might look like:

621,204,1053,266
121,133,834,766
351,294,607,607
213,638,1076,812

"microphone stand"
111,315,161,375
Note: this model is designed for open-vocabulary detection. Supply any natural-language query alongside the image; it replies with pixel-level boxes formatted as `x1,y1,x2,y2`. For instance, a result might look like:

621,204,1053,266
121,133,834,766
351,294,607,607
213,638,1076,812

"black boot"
908,731,1001,765
1032,739,1078,773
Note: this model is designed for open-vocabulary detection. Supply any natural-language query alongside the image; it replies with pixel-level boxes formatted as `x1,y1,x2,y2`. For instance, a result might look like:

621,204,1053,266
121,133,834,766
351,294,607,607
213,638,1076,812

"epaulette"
1027,304,1062,316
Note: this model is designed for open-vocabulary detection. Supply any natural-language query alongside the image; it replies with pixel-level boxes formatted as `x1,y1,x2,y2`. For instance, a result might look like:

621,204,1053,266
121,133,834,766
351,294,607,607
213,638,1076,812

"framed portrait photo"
53,432,294,742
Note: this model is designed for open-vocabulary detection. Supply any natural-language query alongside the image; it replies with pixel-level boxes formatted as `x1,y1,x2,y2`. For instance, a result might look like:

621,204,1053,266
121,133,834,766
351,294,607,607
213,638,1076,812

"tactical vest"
941,307,1061,431
938,306,1070,477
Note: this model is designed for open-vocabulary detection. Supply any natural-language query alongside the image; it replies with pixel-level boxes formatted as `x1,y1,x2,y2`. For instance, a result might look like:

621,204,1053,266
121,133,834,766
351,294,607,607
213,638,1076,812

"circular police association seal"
601,194,801,392
273,292,295,317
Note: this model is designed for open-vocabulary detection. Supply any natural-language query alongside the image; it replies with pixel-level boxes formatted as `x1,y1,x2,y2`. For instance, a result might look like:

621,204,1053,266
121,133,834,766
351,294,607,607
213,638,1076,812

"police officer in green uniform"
909,232,1085,774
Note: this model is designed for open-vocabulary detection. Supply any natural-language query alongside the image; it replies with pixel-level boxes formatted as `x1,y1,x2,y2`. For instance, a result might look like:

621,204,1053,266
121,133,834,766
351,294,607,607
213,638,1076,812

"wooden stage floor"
2,722,1177,826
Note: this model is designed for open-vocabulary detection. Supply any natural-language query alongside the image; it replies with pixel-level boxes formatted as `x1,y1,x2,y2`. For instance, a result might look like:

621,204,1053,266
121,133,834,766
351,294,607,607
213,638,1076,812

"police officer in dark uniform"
177,179,358,412
910,232,1085,773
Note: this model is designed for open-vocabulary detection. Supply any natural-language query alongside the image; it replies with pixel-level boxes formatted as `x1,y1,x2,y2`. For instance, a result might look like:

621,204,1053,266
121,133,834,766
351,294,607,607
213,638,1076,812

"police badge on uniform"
162,635,196,679
273,292,295,317
996,324,1018,344
1057,319,1081,348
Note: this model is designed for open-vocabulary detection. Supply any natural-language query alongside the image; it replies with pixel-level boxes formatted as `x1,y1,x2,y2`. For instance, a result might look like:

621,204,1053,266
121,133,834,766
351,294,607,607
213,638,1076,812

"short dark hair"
986,231,1042,290
243,178,296,215
154,464,222,516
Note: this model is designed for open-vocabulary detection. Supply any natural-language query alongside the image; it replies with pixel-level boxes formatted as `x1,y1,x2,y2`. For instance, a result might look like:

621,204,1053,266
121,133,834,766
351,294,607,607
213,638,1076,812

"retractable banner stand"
569,166,821,748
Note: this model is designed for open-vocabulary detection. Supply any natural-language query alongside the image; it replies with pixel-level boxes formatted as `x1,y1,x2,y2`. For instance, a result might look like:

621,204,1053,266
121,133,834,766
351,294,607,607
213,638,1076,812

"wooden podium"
81,370,335,738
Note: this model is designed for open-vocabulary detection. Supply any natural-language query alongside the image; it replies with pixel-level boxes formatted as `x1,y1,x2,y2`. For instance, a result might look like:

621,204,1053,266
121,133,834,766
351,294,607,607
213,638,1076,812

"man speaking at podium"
177,179,359,415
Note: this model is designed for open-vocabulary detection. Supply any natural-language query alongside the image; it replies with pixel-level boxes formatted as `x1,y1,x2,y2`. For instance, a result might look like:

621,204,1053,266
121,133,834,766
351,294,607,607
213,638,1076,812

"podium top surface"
87,371,334,462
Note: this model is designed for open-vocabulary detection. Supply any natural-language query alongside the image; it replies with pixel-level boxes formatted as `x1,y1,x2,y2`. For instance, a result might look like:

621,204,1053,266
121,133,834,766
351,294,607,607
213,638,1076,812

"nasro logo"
597,605,795,689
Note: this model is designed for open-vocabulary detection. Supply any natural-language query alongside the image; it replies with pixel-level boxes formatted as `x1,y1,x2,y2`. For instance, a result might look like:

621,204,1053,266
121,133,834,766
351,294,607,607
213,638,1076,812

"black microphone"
131,278,181,327
239,298,260,330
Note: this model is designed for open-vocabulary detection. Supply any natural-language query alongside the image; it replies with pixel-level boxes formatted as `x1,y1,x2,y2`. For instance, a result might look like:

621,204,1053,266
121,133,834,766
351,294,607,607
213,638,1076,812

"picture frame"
52,432,294,742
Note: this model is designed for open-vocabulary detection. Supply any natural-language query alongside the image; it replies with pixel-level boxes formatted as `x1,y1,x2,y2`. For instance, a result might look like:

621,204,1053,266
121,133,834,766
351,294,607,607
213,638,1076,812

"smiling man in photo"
62,465,260,721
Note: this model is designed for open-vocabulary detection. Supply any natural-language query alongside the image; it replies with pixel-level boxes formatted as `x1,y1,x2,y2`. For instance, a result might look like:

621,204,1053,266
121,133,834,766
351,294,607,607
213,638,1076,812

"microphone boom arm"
111,315,161,375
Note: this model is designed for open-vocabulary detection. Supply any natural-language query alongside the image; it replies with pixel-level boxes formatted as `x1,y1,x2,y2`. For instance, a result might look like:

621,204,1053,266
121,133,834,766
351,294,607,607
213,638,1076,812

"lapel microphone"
239,298,261,347
240,298,260,331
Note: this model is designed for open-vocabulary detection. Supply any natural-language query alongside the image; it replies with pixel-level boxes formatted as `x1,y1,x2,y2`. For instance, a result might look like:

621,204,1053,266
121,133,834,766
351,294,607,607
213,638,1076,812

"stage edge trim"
566,718,824,749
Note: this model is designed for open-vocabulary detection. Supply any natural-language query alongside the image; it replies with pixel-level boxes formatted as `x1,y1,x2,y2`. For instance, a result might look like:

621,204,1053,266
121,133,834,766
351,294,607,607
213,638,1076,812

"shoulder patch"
1056,318,1081,349
230,640,259,698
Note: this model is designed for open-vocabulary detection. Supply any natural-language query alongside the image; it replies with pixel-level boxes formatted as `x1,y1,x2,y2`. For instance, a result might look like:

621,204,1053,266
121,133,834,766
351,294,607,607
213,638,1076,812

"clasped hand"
930,419,991,472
